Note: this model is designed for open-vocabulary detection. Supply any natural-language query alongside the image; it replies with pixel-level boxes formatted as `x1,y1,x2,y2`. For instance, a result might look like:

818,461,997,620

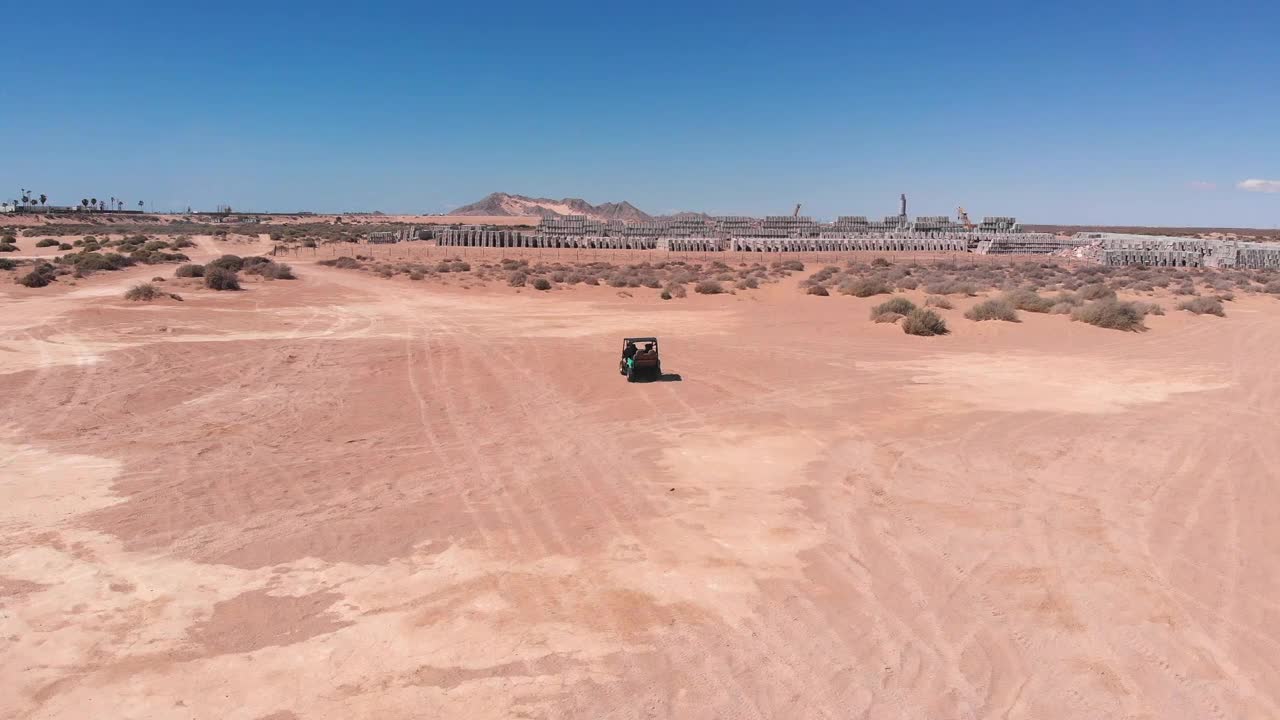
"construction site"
420,196,1280,270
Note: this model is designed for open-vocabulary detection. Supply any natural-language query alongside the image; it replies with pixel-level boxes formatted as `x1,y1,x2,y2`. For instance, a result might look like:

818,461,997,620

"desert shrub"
0,258,15,271
207,254,244,272
924,295,953,309
175,263,204,278
1172,282,1198,296
664,283,687,299
606,273,630,288
1178,297,1225,316
840,277,891,297
451,261,470,272
204,267,241,291
872,312,903,324
964,299,1019,322
923,280,978,296
1071,300,1147,331
1215,291,1235,302
508,271,528,287
532,277,552,291
36,238,60,247
409,270,424,281
773,260,804,272
302,239,317,248
1078,283,1116,301
63,251,135,273
901,308,949,336
807,284,830,296
172,237,195,248
871,257,891,267
641,275,662,289
896,277,920,290
735,277,758,290
660,290,672,300
1263,280,1280,294
266,262,295,279
1002,288,1054,313
1133,281,1155,292
870,297,917,318
1050,302,1075,315
124,282,163,301
0,243,17,252
331,256,361,269
1138,302,1165,316
695,280,725,295
16,263,57,288
58,243,72,250
142,240,170,252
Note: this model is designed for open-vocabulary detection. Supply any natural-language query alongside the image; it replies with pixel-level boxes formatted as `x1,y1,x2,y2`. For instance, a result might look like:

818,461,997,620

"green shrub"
204,267,241,291
1071,300,1147,331
207,254,244,272
58,243,72,250
0,259,15,271
870,297,917,319
36,238,60,247
0,243,17,253
532,277,552,291
16,264,57,288
964,299,1019,322
175,263,205,278
902,308,949,336
1177,297,1225,316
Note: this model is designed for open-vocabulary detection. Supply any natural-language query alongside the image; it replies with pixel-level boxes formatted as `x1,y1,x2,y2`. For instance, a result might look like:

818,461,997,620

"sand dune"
2,258,1278,719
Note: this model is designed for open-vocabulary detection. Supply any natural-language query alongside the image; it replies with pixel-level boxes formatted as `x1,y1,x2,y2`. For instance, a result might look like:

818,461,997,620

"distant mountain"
450,193,653,222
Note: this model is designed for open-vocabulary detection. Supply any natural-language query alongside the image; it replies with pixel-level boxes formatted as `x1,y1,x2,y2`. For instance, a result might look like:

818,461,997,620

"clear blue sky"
3,0,1277,226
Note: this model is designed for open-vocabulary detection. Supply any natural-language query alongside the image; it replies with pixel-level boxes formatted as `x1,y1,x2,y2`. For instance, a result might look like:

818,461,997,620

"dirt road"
2,260,1278,719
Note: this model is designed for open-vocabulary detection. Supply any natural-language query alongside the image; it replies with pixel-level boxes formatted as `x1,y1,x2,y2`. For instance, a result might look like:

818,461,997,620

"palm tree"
91,197,97,209
39,193,47,206
138,200,144,211
81,198,89,209
98,200,105,211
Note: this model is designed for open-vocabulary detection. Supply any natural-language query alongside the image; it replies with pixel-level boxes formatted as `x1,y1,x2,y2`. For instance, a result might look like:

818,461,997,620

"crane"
956,206,975,230
793,203,802,218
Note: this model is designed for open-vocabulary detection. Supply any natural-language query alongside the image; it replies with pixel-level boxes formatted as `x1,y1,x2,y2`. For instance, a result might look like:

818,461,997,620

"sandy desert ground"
2,241,1279,719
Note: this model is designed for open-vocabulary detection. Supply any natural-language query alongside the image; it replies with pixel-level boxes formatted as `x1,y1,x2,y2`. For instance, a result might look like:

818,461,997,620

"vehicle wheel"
626,367,636,382
654,363,662,377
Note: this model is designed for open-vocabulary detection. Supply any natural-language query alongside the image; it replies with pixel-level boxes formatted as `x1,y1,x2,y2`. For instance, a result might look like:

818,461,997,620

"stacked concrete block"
978,233,1085,254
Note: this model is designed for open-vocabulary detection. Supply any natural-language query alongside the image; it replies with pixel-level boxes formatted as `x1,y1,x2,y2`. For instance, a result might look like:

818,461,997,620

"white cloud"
1237,179,1280,193
1187,181,1216,190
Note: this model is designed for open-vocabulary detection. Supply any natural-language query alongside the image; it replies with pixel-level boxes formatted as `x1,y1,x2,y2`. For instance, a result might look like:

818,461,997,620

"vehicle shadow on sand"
655,373,683,382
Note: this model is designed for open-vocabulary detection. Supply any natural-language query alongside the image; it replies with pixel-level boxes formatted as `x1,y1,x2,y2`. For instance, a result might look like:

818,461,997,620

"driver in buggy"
622,341,638,368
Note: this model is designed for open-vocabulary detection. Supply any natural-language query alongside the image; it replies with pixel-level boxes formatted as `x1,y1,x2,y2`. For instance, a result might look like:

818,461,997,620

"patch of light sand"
886,353,1229,413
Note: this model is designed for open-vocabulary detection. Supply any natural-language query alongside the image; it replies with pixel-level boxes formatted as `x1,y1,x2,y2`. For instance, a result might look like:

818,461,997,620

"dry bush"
840,277,891,297
1050,302,1075,315
1215,291,1235,302
35,238,60,247
508,271,528,287
1078,283,1116,301
124,282,163,301
1137,302,1165,315
695,280,725,294
409,270,424,281
175,263,204,278
924,295,953,309
1177,297,1225,316
964,298,1019,322
1172,282,1198,296
1264,280,1280,294
0,258,15,271
664,283,687,299
318,256,361,269
532,277,552,291
901,308,949,336
772,260,805,272
204,267,241,291
896,277,920,290
1002,288,1053,313
807,285,830,296
0,243,19,252
872,312,903,324
1071,300,1147,331
923,280,978,296
736,277,758,290
870,297,916,318
871,257,892,267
